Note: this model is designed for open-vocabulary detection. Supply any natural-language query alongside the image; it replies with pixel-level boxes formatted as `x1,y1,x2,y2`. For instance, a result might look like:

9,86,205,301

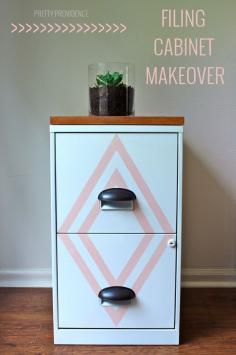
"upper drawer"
55,133,177,234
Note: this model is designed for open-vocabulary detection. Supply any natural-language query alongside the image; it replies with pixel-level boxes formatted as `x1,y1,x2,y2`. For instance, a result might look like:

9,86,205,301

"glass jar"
88,62,135,116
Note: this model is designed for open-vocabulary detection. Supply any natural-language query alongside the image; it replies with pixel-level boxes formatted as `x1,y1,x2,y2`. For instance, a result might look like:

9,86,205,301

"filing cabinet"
50,116,184,344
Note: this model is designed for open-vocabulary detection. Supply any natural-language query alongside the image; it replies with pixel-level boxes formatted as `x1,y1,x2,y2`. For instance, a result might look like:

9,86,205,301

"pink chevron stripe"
61,234,100,294
60,234,129,325
59,134,174,325
133,234,169,293
59,136,116,233
60,233,169,325
77,170,124,285
78,169,154,285
77,201,116,284
78,169,154,234
133,206,154,236
113,135,174,233
105,306,127,326
116,233,153,285
59,134,173,234
80,232,115,284
78,201,99,232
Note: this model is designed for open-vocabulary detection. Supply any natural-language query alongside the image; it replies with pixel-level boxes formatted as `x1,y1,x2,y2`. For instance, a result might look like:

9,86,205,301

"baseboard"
182,268,236,287
0,268,51,287
0,268,236,287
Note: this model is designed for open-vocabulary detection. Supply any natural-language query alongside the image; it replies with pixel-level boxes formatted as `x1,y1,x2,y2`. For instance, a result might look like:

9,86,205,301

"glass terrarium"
88,62,135,116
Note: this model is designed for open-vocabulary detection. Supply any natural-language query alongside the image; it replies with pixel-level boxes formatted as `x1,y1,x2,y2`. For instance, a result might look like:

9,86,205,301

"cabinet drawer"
56,133,177,234
57,233,176,329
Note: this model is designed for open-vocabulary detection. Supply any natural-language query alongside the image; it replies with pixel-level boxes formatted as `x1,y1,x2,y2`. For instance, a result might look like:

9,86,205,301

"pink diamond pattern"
59,135,174,325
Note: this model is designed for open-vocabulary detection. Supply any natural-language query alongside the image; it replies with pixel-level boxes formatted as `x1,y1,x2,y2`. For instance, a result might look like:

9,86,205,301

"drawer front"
56,133,177,234
57,233,176,329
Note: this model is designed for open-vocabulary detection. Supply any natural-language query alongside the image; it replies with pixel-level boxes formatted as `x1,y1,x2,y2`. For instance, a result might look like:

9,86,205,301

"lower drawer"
57,233,177,329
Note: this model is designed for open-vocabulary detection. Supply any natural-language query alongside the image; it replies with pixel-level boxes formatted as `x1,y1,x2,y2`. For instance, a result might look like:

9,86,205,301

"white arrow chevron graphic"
98,23,104,33
33,23,39,33
11,23,17,33
62,23,68,33
25,23,32,33
47,23,54,33
18,23,24,33
112,23,119,33
83,23,90,33
76,23,83,33
120,23,126,33
105,23,112,33
40,23,46,33
55,23,61,33
91,23,97,33
10,22,127,35
69,23,75,33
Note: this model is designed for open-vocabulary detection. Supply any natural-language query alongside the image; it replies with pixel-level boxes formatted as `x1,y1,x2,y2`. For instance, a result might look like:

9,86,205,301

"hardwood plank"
50,116,184,126
0,288,236,354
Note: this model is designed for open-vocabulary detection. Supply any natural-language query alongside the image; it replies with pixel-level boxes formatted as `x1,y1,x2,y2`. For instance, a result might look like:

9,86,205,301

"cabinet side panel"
175,132,183,341
50,132,59,336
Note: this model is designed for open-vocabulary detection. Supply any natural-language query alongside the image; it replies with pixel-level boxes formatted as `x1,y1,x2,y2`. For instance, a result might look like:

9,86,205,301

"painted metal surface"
58,233,176,328
50,125,183,344
56,133,177,234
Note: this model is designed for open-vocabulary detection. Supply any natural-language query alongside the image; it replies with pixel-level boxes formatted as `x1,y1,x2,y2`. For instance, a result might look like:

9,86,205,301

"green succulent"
96,71,123,87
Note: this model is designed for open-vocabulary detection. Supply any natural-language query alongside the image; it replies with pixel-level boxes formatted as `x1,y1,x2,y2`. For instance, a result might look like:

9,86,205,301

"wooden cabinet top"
50,116,184,126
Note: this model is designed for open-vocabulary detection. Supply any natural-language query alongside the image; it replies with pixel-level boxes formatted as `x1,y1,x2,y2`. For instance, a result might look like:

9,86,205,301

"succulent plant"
96,71,123,87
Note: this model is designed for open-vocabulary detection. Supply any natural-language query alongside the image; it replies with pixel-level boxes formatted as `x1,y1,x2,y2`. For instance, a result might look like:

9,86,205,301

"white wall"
0,0,236,286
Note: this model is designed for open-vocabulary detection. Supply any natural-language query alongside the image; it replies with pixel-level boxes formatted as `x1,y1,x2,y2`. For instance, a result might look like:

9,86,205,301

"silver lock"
168,239,176,248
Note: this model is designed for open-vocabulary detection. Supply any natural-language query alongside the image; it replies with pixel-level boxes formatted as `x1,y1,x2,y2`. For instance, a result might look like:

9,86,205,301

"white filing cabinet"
50,116,184,345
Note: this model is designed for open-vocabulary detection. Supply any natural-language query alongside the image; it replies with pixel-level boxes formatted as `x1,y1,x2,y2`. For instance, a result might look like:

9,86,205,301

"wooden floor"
0,288,236,354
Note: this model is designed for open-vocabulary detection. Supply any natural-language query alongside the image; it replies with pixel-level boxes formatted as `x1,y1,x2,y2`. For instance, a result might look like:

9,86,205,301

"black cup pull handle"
98,188,136,210
98,286,136,305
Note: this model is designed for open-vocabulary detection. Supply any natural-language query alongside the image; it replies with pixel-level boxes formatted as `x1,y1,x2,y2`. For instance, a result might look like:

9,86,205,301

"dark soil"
89,84,134,116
